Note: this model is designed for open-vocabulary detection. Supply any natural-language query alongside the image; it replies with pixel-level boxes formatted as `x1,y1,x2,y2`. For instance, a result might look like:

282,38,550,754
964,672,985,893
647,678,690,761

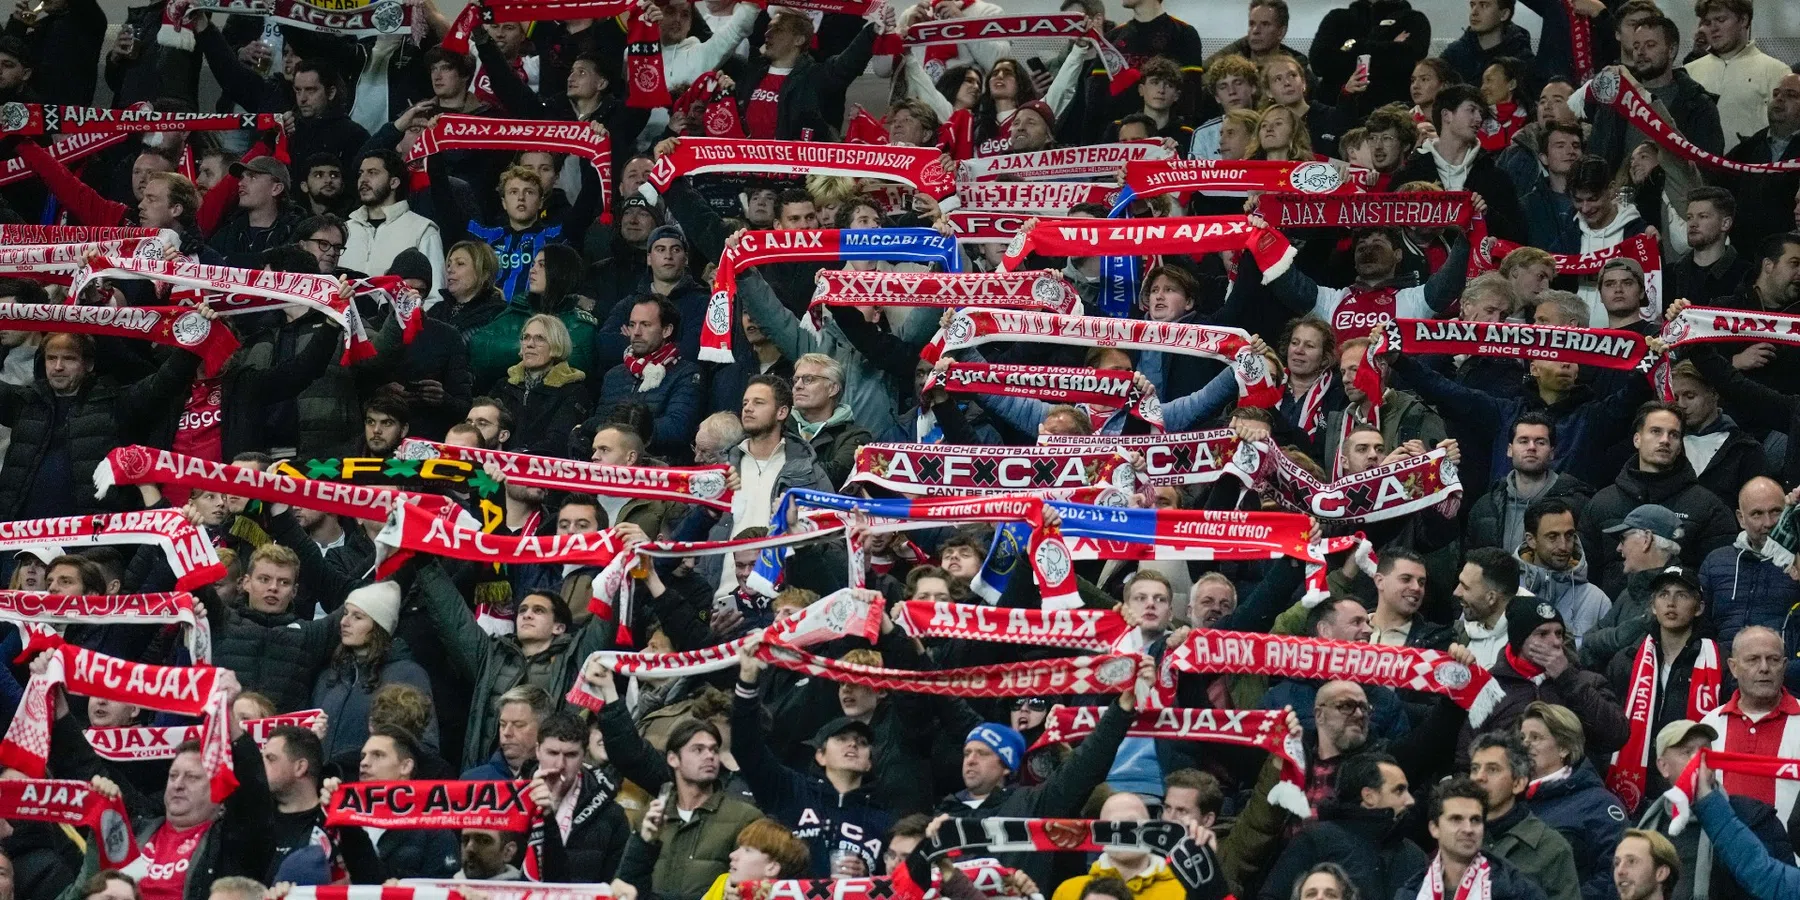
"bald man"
1700,477,1798,648
1700,625,1800,822
1049,792,1184,900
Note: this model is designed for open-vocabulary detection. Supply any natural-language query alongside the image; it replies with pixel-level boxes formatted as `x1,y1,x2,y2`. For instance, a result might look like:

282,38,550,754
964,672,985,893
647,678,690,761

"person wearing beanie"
1456,596,1629,768
382,250,477,444
312,581,439,761
934,657,1151,888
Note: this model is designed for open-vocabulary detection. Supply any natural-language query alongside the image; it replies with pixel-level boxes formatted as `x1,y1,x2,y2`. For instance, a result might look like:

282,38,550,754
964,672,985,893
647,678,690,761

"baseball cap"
12,546,59,565
1648,564,1703,596
647,224,688,250
1602,504,1683,541
1652,719,1717,758
806,717,875,749
231,156,292,190
1600,257,1646,282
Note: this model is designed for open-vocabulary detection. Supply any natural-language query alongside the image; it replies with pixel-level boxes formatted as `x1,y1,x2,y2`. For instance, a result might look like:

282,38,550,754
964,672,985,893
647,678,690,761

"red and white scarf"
1566,0,1594,81
848,442,1137,497
903,13,1135,94
566,589,883,708
671,72,745,138
1660,304,1800,352
925,362,1163,432
1124,158,1359,199
0,590,211,663
0,104,275,135
1256,192,1473,229
1040,429,1248,487
1663,747,1800,834
927,309,1284,409
1000,216,1295,284
86,709,323,761
0,225,166,244
807,270,1080,330
1034,705,1308,815
0,645,235,799
0,303,238,376
70,256,373,363
286,889,466,900
1294,373,1335,438
0,237,176,280
396,883,613,900
946,211,1035,244
1607,635,1720,813
759,643,1145,698
1584,68,1800,175
958,141,1170,182
0,133,130,188
622,341,679,391
1373,318,1656,373
0,779,139,867
622,6,671,110
0,511,224,591
376,499,625,571
396,439,733,512
1236,445,1465,525
1416,854,1492,900
644,138,957,205
955,182,1120,213
96,445,403,522
1167,630,1505,725
892,600,1127,652
408,116,614,221
325,780,534,831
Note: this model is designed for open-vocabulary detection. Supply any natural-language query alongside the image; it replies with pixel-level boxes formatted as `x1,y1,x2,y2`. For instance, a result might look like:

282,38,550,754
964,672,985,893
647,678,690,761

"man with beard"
1454,547,1520,668
1723,76,1800,241
1265,225,1471,345
593,296,702,462
1369,549,1453,649
1666,188,1751,306
1322,340,1446,471
1514,498,1611,644
342,150,444,292
1574,18,1722,169
298,154,352,217
287,61,369,179
1260,753,1427,900
1467,415,1594,553
357,396,410,457
1711,234,1800,390
715,375,830,543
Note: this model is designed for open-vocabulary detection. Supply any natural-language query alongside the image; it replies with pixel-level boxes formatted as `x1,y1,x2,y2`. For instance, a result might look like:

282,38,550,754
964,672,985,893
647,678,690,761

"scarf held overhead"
95,446,403,522
956,141,1172,182
0,133,129,188
644,138,957,205
0,236,176,279
1256,192,1474,229
704,227,959,363
902,14,1136,94
1584,68,1800,175
925,362,1164,432
892,600,1127,652
0,510,224,590
0,590,211,664
848,442,1137,497
1122,158,1358,200
0,104,275,135
408,116,614,222
396,439,732,512
1033,705,1308,815
924,818,1218,893
927,309,1284,408
86,709,324,761
1038,430,1246,487
807,270,1079,326
1166,630,1503,725
1000,216,1294,280
0,303,237,376
759,643,1143,698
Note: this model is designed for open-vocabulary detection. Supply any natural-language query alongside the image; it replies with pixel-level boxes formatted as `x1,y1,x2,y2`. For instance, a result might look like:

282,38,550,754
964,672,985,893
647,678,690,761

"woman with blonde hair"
1520,702,1629,900
1259,53,1346,156
1217,108,1262,161
489,313,588,458
1248,104,1314,161
431,240,510,386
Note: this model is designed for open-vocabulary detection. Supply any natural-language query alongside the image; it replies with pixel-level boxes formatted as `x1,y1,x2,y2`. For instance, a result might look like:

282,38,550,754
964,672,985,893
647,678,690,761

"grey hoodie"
1514,538,1613,645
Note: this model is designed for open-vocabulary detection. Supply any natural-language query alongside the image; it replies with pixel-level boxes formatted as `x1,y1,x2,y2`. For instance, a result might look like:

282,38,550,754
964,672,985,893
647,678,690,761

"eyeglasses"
1320,699,1371,715
794,373,834,386
305,238,346,256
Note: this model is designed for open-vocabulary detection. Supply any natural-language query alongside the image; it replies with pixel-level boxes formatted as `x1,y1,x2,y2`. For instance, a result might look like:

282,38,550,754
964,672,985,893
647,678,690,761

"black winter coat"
3,0,105,105
1391,146,1529,244
0,351,198,520
393,315,476,442
1579,459,1738,598
212,605,343,713
290,112,373,182
532,767,632,881
1308,0,1431,112
1260,804,1427,900
488,362,589,459
1456,653,1628,769
1463,472,1594,554
1723,126,1800,244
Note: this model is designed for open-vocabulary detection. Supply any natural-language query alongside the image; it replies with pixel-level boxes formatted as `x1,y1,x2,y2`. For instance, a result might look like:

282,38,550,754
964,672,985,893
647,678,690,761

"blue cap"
275,844,331,885
966,723,1026,772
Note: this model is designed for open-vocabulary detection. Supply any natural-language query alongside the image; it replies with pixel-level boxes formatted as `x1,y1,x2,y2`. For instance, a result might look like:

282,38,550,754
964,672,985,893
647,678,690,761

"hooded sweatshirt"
1575,203,1645,324
1424,139,1478,191
1514,540,1613,646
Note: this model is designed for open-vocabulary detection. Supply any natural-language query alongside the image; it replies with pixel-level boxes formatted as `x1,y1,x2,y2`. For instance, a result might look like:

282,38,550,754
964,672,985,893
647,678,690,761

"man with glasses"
292,215,349,274
788,353,870,490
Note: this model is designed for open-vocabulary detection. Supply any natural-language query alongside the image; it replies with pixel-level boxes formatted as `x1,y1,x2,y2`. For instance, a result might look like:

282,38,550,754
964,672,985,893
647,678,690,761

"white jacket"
342,200,445,294
635,2,762,150
1575,202,1643,326
1682,41,1793,153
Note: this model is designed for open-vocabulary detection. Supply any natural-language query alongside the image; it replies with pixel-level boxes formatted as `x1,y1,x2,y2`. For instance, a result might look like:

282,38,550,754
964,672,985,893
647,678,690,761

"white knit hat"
344,581,403,635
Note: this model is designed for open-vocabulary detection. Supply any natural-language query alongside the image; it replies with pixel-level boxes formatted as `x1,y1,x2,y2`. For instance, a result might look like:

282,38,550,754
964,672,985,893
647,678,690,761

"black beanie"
1506,596,1565,654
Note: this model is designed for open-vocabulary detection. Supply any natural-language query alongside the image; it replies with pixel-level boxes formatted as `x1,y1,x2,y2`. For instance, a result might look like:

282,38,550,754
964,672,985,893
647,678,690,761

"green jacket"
416,561,612,769
1485,808,1581,900
650,789,765,897
466,300,600,393
1320,388,1448,468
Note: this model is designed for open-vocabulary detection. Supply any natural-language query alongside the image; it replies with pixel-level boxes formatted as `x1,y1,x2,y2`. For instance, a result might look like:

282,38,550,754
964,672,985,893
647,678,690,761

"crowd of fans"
4,1,1800,900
